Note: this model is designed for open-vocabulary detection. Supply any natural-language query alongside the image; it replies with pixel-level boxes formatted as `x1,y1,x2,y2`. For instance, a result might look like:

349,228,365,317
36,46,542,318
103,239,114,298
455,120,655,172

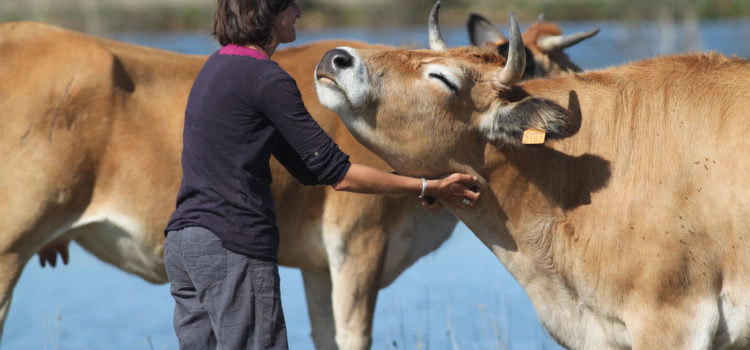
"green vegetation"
1,0,748,33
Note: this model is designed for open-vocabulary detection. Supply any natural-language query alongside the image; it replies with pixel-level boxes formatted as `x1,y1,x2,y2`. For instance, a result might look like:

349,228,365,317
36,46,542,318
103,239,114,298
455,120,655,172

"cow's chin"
315,77,378,144
315,79,352,114
315,47,373,114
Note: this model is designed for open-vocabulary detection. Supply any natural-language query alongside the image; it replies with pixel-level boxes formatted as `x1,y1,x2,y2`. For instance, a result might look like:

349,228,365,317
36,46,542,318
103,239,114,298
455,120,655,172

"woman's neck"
250,43,277,58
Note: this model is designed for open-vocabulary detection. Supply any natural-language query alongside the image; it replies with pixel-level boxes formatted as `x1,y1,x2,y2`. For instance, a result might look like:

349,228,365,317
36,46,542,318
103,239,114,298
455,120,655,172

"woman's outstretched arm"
332,164,480,208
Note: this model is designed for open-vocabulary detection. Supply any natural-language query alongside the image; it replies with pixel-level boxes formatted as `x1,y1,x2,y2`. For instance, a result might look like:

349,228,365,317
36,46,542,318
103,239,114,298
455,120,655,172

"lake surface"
5,18,749,350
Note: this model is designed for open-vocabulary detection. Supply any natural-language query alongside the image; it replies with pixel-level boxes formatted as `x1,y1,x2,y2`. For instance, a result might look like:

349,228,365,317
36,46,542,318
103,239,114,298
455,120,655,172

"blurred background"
3,1,750,350
1,0,749,32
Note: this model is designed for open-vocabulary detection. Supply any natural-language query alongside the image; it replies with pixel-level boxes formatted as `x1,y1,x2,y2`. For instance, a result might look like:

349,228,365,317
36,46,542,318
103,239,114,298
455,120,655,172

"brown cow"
467,12,599,77
0,13,596,350
0,22,449,350
314,3,750,349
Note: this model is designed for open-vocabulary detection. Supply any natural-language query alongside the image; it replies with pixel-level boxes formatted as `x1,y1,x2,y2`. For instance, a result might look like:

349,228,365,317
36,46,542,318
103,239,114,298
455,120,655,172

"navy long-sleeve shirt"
165,47,351,261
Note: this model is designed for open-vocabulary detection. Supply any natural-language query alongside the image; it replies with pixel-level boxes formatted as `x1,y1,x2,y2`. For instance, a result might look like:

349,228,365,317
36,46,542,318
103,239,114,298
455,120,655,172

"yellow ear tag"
522,128,546,144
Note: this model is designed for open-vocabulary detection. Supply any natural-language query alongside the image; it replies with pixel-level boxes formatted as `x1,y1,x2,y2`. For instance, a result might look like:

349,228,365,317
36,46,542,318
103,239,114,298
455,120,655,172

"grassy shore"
1,0,748,33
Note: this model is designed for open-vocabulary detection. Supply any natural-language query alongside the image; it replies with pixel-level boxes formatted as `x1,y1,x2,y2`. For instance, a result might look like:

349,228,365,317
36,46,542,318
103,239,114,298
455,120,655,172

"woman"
163,1,480,349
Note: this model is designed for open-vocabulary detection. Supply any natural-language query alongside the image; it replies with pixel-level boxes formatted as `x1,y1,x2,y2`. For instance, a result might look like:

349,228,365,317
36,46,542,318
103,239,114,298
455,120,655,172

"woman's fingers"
444,192,473,208
430,173,481,208
463,188,480,201
444,173,477,186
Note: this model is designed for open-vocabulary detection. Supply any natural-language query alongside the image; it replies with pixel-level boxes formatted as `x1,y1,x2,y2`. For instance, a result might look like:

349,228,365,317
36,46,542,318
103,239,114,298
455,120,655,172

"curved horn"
537,28,600,52
495,12,526,87
428,0,448,51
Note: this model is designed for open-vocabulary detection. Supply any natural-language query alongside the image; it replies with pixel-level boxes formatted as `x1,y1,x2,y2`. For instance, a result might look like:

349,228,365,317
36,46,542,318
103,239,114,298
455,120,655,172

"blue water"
8,224,547,350
5,19,749,350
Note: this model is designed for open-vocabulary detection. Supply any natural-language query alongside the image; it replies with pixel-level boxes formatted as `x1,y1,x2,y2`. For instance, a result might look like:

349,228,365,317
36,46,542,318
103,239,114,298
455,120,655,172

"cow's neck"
451,139,609,348
454,76,627,346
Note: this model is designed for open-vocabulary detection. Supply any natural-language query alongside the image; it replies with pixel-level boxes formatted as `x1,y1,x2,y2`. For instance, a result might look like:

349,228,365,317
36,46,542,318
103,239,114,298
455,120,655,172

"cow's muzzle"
315,47,372,112
316,48,355,83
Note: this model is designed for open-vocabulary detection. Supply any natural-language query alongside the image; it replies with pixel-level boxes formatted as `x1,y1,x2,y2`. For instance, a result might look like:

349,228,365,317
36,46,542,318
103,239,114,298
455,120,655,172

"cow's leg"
0,212,83,336
326,226,388,350
301,269,338,350
0,158,96,338
0,190,81,336
0,252,28,336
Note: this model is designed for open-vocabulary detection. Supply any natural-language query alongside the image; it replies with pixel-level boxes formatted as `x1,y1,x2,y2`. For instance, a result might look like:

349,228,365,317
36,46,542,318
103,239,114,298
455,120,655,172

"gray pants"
164,226,288,350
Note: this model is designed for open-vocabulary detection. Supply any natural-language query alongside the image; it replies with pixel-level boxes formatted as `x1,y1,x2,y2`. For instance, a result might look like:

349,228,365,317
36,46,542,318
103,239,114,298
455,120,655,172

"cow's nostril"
319,48,355,76
333,54,353,69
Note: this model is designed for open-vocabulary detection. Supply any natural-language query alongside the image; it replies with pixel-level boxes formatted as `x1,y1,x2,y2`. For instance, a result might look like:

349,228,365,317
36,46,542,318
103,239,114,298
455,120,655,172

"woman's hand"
332,164,480,209
424,174,480,209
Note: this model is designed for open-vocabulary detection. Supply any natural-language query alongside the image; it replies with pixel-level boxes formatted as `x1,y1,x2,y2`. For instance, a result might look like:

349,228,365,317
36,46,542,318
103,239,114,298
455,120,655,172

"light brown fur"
0,22,457,350
0,20,589,349
318,43,750,349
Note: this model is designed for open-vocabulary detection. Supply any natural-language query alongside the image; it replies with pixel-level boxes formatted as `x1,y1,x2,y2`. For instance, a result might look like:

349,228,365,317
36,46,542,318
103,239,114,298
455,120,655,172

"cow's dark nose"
330,49,354,69
319,49,354,75
333,51,353,68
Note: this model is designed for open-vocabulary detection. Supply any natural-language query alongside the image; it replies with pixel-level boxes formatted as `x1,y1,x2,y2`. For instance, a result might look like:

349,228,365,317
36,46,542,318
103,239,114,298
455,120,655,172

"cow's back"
557,54,750,226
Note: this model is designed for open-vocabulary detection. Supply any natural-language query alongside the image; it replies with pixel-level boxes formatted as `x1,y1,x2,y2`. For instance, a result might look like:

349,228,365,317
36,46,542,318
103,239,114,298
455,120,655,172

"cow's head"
468,12,599,78
314,1,573,175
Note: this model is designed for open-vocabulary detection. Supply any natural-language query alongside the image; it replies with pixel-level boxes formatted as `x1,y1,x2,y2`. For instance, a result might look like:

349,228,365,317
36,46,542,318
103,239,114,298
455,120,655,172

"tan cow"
0,13,596,350
0,22,451,350
314,3,750,350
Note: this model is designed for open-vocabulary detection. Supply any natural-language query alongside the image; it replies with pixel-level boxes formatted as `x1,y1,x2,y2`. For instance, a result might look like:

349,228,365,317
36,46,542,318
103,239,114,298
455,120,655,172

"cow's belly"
277,218,329,270
71,211,167,283
70,211,332,279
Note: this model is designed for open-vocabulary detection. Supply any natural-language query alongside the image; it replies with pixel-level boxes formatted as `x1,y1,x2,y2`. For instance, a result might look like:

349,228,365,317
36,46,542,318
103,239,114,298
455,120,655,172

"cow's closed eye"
428,72,459,93
427,72,460,94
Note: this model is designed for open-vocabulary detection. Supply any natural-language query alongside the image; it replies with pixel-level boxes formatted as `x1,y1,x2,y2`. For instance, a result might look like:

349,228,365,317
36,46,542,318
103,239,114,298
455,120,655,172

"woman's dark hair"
213,0,295,47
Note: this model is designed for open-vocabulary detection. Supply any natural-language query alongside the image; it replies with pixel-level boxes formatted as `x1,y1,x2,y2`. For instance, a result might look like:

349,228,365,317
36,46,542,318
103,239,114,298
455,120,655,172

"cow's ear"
467,13,507,48
480,97,571,145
